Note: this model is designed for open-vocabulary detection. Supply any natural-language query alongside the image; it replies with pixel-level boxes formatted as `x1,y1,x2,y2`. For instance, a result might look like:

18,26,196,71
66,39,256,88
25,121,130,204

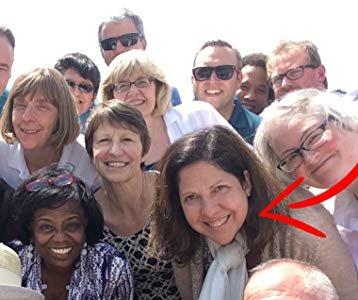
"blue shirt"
0,89,9,115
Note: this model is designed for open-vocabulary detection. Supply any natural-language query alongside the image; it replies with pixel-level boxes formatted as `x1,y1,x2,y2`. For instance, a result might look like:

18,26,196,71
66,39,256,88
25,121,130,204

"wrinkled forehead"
271,50,309,74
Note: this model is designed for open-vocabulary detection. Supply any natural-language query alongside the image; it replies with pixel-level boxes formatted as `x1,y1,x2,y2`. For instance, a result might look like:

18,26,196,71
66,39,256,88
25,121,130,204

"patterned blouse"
102,221,181,300
9,241,133,300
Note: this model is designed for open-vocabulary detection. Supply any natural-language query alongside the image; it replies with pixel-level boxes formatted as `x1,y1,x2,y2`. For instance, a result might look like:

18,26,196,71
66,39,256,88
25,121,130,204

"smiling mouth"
129,99,145,106
21,128,40,134
205,89,221,96
205,215,229,228
50,247,72,255
105,161,129,168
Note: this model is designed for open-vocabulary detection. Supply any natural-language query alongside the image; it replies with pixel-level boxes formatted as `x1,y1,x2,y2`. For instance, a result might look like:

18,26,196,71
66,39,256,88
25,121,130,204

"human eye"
240,84,249,91
183,194,198,203
135,77,151,88
287,67,302,79
13,99,26,109
97,138,110,144
115,82,130,93
213,185,228,194
38,223,54,233
65,221,82,232
304,130,323,148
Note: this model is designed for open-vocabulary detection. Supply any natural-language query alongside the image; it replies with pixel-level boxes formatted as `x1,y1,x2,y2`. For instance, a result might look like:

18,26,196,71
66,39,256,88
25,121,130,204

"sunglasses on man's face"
192,65,237,81
66,79,94,94
100,33,143,51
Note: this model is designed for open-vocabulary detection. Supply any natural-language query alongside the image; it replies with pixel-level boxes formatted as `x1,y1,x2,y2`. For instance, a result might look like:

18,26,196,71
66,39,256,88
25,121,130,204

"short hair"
0,25,15,49
12,165,104,245
246,258,339,300
85,99,150,159
98,8,146,43
54,52,101,96
193,39,242,69
101,49,171,116
267,40,328,89
151,125,287,264
0,68,80,146
254,88,358,185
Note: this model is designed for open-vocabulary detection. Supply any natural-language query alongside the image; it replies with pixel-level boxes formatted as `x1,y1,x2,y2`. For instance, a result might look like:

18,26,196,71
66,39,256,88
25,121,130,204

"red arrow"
259,163,358,238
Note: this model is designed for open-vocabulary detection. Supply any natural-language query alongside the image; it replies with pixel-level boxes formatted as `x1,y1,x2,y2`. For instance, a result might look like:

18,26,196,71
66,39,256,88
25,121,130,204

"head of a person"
267,40,327,100
98,8,147,66
151,126,282,264
13,164,103,271
0,26,15,95
244,258,339,300
101,49,171,118
254,88,358,190
192,40,242,120
54,53,100,116
237,53,275,115
85,99,150,183
0,68,79,151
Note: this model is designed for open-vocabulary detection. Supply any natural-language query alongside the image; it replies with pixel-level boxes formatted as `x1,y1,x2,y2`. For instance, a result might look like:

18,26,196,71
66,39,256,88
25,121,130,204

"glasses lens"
215,65,235,80
118,33,140,47
101,38,117,51
114,82,130,93
193,67,213,81
78,84,94,94
53,174,74,187
286,67,304,80
25,179,47,192
279,152,302,172
134,77,151,88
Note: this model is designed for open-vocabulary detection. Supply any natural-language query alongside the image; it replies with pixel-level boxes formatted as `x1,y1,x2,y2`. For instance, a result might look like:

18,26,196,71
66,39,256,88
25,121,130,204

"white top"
0,137,101,190
163,100,234,143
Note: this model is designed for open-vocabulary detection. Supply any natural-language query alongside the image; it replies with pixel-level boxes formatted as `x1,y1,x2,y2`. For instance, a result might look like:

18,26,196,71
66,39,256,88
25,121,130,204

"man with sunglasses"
267,40,327,100
192,40,261,144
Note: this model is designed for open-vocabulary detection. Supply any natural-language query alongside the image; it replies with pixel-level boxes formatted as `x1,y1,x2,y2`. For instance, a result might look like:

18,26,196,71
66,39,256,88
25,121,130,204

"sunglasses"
100,33,143,51
66,79,94,94
192,65,237,81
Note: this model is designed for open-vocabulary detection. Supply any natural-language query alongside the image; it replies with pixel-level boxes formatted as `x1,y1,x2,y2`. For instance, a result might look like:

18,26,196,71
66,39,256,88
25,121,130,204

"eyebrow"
209,179,224,189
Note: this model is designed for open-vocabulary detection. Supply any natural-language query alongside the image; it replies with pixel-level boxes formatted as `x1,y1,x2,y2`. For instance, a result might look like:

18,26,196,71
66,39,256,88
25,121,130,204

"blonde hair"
0,68,79,147
101,49,171,116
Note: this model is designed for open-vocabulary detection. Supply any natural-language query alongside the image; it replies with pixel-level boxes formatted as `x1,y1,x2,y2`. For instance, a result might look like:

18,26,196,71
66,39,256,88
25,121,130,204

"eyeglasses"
113,77,154,93
100,33,143,51
66,79,94,94
192,65,237,81
25,173,78,192
271,64,316,88
277,120,329,173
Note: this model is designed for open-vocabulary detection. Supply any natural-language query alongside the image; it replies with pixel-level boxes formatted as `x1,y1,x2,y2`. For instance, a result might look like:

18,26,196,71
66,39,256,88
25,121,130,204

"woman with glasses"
150,125,358,300
0,68,100,190
54,53,101,133
8,164,132,299
254,88,358,268
85,100,184,299
101,49,232,170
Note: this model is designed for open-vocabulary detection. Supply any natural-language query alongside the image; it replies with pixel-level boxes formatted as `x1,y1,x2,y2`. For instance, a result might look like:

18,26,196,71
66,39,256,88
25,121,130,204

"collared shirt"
228,98,261,145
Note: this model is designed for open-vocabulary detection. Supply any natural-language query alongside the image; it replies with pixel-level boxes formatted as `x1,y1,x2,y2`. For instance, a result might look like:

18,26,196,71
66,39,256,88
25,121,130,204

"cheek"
93,148,109,162
181,204,200,229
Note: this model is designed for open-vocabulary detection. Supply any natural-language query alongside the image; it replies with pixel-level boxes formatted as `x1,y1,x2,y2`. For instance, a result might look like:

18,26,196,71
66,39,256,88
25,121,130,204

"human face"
238,65,270,114
192,46,241,120
178,161,251,245
0,35,14,95
12,92,58,152
32,200,86,271
270,51,325,99
99,19,147,66
92,121,143,183
63,68,95,116
271,116,358,189
113,75,156,118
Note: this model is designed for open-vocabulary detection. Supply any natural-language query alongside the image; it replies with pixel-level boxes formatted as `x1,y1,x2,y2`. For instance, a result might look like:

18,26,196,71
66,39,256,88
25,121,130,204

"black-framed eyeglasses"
113,77,154,93
277,120,328,173
271,64,316,88
100,33,143,51
192,65,237,81
66,79,94,94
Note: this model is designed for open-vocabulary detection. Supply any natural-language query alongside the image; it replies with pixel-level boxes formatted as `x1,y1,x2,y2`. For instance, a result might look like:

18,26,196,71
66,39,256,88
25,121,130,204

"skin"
0,35,14,95
192,46,242,120
99,18,146,66
62,68,95,116
238,65,270,114
270,51,326,99
178,161,251,245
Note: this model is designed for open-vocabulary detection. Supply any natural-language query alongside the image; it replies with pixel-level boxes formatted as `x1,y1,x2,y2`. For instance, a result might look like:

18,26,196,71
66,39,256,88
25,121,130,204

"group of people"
0,6,357,300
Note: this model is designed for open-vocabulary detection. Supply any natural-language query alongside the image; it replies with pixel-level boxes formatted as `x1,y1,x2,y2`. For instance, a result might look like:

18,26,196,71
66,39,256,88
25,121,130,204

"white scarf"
199,233,249,300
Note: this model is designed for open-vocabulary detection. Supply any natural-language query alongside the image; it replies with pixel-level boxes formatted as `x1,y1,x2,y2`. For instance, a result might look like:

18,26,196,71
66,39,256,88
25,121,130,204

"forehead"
0,35,14,64
271,50,309,74
194,46,237,67
94,120,139,136
62,68,93,85
100,18,138,39
241,65,268,83
33,199,84,220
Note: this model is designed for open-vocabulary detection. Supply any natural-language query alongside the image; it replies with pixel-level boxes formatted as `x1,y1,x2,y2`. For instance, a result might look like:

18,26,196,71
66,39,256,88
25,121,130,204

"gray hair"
0,25,15,49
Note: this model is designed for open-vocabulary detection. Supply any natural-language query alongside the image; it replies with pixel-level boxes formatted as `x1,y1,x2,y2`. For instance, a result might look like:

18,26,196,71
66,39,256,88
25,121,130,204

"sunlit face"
62,68,95,116
271,116,358,189
238,65,270,114
0,35,14,95
99,18,146,66
12,92,58,152
92,121,143,183
178,161,251,245
271,51,325,99
32,200,86,271
192,46,241,119
113,75,156,118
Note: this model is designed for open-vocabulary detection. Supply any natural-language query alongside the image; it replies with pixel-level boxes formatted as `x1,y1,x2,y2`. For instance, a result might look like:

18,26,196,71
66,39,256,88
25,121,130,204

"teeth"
207,216,229,227
50,247,72,254
129,99,144,106
22,129,39,134
106,161,127,167
206,90,220,95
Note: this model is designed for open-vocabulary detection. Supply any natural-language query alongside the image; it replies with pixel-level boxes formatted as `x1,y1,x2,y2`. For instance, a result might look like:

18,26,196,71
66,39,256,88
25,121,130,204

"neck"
348,179,358,199
24,145,63,173
42,262,72,285
219,101,234,121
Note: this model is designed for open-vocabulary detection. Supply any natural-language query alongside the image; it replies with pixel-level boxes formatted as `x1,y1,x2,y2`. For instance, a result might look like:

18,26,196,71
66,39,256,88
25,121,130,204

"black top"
0,178,14,242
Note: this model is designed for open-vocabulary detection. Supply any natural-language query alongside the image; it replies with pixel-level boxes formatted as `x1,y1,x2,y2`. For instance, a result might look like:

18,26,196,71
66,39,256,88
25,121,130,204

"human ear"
243,170,252,197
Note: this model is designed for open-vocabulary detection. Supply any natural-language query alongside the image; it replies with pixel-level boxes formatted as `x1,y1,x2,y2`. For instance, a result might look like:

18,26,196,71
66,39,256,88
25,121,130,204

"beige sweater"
173,203,358,300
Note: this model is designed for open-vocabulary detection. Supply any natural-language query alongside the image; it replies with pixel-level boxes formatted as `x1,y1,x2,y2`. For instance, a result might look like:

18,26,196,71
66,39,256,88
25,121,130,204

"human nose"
52,229,67,242
201,196,219,218
302,150,321,167
21,105,36,121
244,88,254,100
108,141,124,155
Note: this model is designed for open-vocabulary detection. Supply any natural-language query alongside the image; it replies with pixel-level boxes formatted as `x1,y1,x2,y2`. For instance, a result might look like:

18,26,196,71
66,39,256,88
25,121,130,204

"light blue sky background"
1,0,357,101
